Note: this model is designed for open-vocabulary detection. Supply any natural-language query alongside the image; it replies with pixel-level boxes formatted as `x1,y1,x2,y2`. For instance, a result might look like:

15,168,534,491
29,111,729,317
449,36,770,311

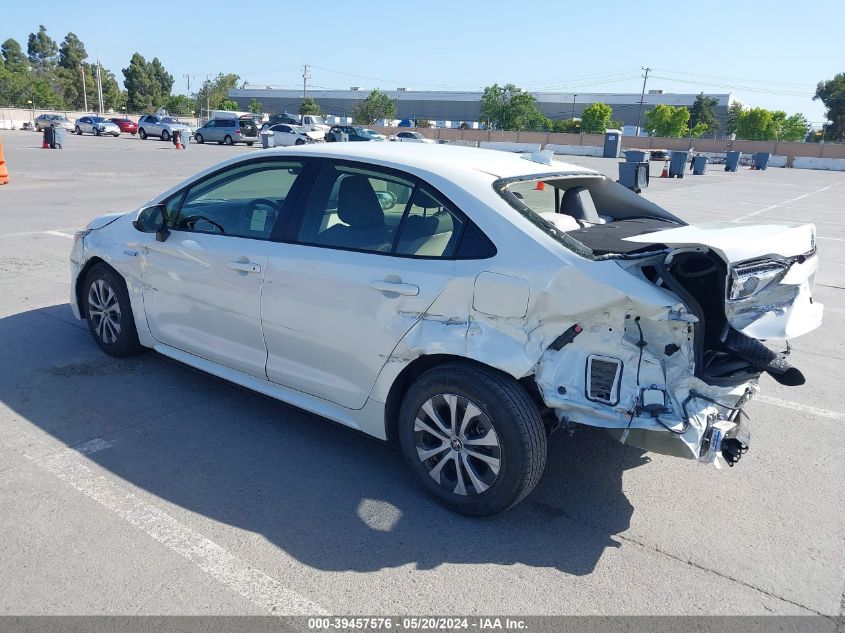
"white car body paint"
70,143,822,464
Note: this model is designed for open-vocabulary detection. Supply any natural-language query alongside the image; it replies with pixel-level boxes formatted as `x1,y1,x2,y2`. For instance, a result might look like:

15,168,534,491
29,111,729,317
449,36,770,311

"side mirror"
132,204,170,242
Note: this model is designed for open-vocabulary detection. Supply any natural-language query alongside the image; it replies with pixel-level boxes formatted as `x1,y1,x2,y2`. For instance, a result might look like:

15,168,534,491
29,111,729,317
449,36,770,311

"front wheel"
295,138,305,146
195,133,204,144
83,264,142,357
75,126,82,135
246,142,254,146
398,363,547,516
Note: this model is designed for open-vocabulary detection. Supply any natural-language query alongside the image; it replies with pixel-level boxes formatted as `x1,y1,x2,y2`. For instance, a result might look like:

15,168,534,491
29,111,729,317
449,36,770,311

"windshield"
161,117,176,124
91,117,106,123
361,129,379,136
310,116,325,125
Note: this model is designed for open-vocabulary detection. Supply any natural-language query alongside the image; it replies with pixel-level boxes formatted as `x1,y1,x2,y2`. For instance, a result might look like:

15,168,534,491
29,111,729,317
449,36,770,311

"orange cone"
0,135,9,185
42,129,49,149
660,161,669,178
535,180,545,191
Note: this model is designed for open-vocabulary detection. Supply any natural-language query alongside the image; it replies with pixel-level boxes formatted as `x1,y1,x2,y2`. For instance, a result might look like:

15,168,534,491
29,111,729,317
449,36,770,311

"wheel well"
75,256,108,316
383,354,527,446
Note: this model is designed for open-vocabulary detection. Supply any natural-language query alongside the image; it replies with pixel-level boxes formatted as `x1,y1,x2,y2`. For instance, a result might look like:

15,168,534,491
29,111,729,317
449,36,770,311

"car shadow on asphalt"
0,304,649,575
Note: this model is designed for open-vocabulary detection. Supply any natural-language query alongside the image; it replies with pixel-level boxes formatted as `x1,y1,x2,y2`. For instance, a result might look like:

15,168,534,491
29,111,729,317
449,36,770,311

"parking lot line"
755,394,845,421
24,436,329,616
0,228,79,239
43,230,75,239
732,183,840,223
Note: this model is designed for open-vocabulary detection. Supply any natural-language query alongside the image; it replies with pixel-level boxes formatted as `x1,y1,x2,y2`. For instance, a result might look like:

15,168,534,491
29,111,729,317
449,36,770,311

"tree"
724,101,744,138
479,83,549,131
352,89,397,125
775,112,809,142
643,104,690,137
552,118,580,133
248,98,263,114
2,38,27,71
164,94,196,116
58,32,87,70
416,118,432,128
580,102,613,134
26,25,57,70
194,73,240,115
689,93,719,136
122,53,175,112
736,107,776,140
298,96,321,116
814,73,845,141
218,99,238,111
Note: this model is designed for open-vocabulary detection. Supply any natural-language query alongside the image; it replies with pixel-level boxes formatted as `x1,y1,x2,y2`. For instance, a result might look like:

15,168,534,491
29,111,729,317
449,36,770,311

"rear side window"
394,188,465,258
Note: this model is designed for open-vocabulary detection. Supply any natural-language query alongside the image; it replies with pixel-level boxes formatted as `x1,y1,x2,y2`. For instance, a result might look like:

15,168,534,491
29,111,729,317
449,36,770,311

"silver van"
194,117,259,146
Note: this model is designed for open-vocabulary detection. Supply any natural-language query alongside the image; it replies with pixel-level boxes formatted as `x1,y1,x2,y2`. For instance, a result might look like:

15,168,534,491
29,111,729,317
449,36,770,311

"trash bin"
51,126,66,149
725,151,741,172
669,151,689,178
753,152,770,170
618,162,649,193
624,150,648,163
261,130,275,149
692,155,708,175
43,126,55,148
603,129,622,158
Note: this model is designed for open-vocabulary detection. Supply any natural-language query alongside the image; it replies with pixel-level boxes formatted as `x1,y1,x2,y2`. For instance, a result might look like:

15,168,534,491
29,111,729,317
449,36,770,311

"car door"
261,160,466,409
201,119,218,142
270,125,294,146
140,157,308,378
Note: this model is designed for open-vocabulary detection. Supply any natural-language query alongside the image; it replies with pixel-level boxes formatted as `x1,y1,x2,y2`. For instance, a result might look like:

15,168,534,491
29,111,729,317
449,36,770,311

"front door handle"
369,279,419,296
228,260,262,273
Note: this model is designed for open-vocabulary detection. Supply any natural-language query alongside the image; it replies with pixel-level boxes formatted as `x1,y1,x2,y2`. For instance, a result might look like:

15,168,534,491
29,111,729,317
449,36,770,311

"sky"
4,0,841,123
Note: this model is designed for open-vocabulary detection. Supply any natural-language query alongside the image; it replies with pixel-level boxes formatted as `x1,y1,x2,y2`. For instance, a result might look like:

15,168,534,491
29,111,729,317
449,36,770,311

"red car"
109,117,138,135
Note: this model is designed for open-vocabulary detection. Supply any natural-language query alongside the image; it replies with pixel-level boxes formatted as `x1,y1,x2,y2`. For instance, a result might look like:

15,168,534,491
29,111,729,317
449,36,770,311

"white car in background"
391,131,435,143
70,144,822,516
74,116,121,137
266,123,321,146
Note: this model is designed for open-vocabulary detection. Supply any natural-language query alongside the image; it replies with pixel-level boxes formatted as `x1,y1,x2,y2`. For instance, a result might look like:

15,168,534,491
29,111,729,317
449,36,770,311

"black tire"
75,126,82,135
218,140,224,145
223,135,233,145
94,127,101,136
138,128,147,139
295,138,305,146
398,363,547,516
246,142,254,146
195,133,204,144
161,129,171,141
83,264,143,358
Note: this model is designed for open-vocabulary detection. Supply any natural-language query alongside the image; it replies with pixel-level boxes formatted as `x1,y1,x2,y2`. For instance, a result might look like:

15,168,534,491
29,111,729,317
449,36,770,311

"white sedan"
391,130,435,143
70,143,822,515
74,116,121,136
267,123,321,146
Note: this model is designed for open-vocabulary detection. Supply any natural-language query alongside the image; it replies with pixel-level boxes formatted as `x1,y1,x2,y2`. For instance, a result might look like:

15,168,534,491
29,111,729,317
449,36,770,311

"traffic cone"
660,161,669,178
175,131,183,150
0,135,9,185
534,180,545,191
42,129,49,149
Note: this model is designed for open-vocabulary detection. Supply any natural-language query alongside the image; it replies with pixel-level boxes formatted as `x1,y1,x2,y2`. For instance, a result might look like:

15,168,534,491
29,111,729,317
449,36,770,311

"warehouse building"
229,86,734,135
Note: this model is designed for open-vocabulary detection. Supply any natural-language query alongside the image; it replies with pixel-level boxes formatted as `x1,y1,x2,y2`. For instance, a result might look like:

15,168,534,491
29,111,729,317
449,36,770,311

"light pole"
571,93,577,120
635,67,651,137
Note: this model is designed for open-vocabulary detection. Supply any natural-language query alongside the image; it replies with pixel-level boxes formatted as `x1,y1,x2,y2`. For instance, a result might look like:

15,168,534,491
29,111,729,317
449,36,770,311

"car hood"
624,221,815,264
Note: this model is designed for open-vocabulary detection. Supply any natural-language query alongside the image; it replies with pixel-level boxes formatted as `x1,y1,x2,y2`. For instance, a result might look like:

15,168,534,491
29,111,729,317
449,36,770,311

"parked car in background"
194,116,259,146
137,115,193,141
109,117,138,135
391,131,435,143
70,143,822,515
35,114,74,132
265,113,300,128
74,116,120,136
266,124,321,146
326,125,387,142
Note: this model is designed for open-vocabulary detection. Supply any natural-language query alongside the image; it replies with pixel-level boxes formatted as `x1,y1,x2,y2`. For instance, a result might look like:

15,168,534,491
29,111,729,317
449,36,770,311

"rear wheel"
138,128,147,139
223,135,233,145
195,133,204,144
398,363,547,516
83,264,142,357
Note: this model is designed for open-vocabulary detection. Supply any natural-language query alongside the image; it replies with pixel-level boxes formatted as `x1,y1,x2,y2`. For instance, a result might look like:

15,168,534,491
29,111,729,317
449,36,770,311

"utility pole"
302,64,310,100
96,56,104,114
571,93,577,119
635,67,651,137
81,66,88,113
184,74,192,93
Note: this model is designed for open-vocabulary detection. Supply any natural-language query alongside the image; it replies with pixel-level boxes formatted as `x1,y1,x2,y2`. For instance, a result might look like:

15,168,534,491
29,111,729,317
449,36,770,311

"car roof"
259,142,599,179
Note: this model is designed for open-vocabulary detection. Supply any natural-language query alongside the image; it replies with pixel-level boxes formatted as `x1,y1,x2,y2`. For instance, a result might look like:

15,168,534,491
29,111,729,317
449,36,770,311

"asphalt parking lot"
0,130,843,617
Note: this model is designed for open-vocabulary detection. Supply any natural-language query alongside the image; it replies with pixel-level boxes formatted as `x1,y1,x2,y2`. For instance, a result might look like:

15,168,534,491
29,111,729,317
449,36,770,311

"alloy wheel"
414,394,501,496
87,278,122,344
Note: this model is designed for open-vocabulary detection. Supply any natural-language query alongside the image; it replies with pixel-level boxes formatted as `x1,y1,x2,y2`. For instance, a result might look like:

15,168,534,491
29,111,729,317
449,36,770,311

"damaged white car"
70,143,823,516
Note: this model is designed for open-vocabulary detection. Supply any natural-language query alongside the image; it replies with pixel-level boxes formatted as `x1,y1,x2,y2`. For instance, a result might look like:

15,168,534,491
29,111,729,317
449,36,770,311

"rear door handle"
228,260,262,273
369,280,419,296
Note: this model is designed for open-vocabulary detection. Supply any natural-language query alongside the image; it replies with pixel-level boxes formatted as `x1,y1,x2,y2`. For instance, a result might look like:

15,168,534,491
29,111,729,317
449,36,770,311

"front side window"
172,161,305,239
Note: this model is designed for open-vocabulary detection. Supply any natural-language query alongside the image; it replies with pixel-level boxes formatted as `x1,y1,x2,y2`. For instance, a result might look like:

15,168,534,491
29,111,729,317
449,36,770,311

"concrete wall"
0,107,200,129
